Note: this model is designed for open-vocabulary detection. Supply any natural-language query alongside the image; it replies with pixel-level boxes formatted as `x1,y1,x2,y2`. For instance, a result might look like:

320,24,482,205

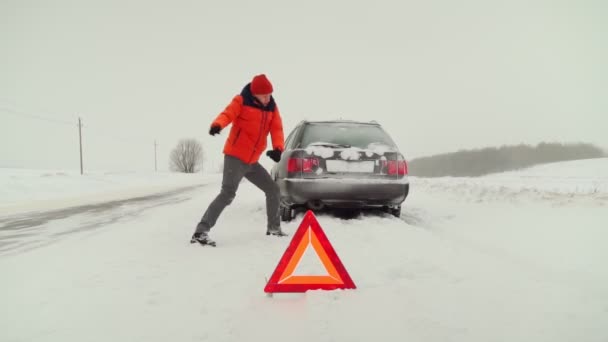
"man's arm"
211,95,243,129
269,107,285,151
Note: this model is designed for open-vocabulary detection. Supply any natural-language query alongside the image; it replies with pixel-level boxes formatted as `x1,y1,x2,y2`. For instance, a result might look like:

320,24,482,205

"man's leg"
244,162,284,235
195,155,249,234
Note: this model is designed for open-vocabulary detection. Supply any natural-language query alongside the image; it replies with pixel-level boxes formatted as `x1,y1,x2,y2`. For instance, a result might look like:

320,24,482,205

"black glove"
266,148,282,162
209,125,221,136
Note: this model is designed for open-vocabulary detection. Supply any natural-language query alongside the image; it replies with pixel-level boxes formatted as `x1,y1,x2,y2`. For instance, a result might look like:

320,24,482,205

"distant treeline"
408,142,606,177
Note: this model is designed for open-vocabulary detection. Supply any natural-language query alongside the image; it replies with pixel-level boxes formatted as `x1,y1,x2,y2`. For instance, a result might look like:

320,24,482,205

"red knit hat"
250,74,273,95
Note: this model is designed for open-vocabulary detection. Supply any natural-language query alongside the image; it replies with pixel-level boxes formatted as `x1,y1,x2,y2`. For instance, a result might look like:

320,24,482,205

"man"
190,74,287,247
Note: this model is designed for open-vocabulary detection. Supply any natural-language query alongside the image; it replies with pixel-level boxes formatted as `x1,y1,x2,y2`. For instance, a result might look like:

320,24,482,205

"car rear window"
298,123,397,149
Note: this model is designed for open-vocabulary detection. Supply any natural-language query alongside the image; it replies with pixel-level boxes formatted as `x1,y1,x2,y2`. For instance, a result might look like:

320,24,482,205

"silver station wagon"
270,120,409,221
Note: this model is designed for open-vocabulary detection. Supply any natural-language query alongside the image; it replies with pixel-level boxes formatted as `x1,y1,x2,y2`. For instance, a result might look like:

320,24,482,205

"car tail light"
287,157,319,173
381,160,408,175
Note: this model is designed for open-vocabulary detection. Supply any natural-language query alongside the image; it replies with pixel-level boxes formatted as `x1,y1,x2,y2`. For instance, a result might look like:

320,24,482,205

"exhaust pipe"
307,200,325,210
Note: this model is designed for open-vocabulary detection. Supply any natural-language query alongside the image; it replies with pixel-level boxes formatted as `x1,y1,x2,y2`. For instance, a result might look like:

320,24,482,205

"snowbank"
412,158,608,205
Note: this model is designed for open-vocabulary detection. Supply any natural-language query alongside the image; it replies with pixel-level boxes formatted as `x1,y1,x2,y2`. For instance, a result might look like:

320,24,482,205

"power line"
85,128,151,145
1,104,165,172
0,106,74,126
0,105,153,145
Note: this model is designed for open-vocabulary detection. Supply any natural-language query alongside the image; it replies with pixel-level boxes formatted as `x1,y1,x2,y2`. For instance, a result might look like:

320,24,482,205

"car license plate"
325,160,374,173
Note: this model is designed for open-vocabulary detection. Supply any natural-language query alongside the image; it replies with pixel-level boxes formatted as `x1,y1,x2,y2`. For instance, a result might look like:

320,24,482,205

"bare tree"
169,138,204,173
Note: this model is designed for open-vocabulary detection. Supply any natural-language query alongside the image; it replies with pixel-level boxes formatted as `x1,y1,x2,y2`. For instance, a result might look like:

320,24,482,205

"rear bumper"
278,177,409,208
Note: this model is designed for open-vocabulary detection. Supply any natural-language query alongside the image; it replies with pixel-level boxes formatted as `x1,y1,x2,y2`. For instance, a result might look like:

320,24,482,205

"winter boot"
266,226,288,237
190,232,216,247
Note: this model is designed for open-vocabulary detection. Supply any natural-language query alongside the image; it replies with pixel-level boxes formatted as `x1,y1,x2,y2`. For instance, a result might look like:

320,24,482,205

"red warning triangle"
264,210,356,293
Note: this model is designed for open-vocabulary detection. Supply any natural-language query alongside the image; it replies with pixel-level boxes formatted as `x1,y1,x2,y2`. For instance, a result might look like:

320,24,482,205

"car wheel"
390,206,401,218
280,205,294,222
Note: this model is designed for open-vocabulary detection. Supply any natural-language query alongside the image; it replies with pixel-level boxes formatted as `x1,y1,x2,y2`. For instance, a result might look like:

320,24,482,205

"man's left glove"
266,148,282,162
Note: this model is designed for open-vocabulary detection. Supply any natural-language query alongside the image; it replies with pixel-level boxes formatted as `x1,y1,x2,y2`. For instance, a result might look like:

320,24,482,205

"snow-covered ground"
1,158,607,342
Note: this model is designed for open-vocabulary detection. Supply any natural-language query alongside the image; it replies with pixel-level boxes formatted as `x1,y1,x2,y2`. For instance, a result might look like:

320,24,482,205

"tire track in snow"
0,185,205,256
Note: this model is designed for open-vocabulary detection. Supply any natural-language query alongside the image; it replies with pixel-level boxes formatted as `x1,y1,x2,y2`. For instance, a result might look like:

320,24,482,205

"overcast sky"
1,0,606,172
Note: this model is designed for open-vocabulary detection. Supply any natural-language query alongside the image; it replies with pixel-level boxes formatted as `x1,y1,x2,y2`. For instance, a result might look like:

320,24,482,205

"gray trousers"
195,155,281,233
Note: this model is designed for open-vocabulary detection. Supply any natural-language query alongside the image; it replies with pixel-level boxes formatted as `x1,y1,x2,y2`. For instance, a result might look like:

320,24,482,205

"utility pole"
154,140,158,172
78,117,84,175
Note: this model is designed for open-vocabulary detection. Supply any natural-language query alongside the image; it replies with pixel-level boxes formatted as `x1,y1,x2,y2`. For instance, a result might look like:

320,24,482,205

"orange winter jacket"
211,84,285,164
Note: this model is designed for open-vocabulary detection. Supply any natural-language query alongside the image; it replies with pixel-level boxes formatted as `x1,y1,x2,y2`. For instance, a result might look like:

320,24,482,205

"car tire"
390,206,401,218
280,205,294,222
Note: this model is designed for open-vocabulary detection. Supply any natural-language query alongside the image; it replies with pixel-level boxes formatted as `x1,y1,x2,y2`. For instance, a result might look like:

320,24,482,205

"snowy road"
1,164,607,342
0,185,205,256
